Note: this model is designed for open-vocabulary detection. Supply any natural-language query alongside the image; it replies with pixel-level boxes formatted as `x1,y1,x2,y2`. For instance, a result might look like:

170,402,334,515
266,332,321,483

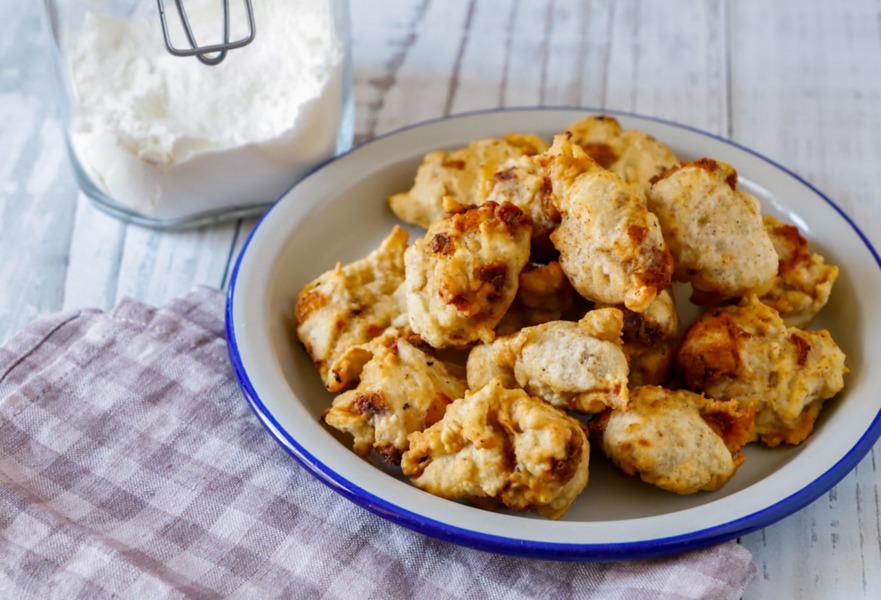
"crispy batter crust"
566,115,679,196
401,378,589,519
405,201,533,348
597,288,682,387
646,159,779,302
543,134,673,312
322,335,467,463
388,133,549,228
294,226,410,391
467,308,629,413
677,295,847,446
594,385,756,494
485,155,561,261
759,215,840,327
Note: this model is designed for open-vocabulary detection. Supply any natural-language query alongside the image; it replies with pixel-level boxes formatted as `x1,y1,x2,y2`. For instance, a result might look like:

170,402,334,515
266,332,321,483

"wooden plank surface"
0,4,77,338
729,1,881,596
2,0,881,596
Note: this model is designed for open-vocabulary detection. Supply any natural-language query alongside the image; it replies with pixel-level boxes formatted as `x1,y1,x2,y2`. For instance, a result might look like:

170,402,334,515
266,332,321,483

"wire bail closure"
157,0,256,66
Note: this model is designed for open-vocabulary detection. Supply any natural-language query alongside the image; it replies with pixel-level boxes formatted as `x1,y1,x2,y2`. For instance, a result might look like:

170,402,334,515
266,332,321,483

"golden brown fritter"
467,308,629,413
404,201,533,348
566,115,679,196
388,134,550,228
295,226,410,392
401,378,589,519
483,154,560,260
617,288,681,346
542,134,673,312
677,295,847,446
646,159,779,303
598,289,682,387
495,261,576,336
565,114,624,169
322,335,467,464
593,385,756,494
759,215,840,328
622,290,681,384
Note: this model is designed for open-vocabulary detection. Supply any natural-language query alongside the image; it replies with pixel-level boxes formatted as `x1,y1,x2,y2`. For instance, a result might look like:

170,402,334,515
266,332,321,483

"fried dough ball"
542,134,673,312
597,289,682,387
484,154,560,260
677,295,847,446
593,386,756,494
759,215,840,328
495,261,576,336
566,115,679,196
388,134,549,228
401,378,589,519
616,288,681,346
467,308,629,413
646,159,779,303
404,201,533,348
295,226,410,392
322,335,467,464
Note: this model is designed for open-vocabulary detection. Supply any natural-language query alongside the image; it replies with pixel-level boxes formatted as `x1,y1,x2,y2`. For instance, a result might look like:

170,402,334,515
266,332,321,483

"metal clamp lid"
156,0,255,66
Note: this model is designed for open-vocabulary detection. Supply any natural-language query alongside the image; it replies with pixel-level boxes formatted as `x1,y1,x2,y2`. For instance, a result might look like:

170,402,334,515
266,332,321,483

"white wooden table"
3,1,880,596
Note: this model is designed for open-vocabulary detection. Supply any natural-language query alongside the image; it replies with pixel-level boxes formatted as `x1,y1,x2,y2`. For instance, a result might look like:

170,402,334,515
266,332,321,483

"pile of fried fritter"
294,115,846,519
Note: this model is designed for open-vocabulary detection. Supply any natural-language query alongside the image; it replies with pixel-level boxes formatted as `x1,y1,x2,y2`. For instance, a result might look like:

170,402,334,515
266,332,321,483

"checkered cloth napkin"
0,286,756,599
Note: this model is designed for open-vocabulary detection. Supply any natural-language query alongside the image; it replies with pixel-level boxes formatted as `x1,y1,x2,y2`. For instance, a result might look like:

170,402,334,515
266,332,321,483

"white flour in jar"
67,0,347,221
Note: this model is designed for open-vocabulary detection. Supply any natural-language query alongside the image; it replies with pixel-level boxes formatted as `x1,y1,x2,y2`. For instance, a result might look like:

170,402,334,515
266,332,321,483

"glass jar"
42,0,354,229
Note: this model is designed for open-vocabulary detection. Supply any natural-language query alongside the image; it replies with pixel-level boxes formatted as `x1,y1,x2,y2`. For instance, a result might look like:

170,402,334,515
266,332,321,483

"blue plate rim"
225,106,881,561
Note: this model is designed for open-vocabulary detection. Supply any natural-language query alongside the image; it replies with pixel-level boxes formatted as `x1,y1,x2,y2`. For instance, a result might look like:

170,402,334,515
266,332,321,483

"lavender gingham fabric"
0,286,756,599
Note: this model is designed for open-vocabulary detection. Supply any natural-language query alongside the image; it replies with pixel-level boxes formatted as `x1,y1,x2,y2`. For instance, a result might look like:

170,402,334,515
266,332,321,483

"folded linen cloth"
0,286,756,599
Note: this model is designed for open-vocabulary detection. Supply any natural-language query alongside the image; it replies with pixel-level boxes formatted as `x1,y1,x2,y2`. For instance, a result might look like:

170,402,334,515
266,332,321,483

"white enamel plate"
226,108,881,560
